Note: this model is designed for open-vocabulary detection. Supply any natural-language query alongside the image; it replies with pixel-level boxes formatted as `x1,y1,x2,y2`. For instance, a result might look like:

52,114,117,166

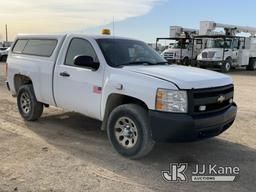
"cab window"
232,39,239,49
65,38,98,66
12,39,57,57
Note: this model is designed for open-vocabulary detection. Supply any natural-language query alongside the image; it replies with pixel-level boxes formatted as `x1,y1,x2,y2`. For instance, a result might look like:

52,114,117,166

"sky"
0,0,256,43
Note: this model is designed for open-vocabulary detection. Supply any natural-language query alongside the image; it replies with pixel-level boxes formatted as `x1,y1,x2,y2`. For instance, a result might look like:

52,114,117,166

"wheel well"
101,94,148,130
14,74,33,93
225,56,232,61
249,57,256,63
0,54,7,60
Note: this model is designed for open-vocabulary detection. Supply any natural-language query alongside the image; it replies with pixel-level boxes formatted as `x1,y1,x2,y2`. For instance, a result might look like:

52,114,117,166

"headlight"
156,89,188,113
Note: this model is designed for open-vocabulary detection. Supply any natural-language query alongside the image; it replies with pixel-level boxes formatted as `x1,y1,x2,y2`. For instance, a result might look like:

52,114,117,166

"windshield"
207,39,232,49
96,38,166,67
172,42,188,49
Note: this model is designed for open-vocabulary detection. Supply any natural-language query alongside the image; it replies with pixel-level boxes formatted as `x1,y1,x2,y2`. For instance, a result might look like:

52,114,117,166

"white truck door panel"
232,48,239,61
54,36,104,120
238,49,250,66
231,39,239,63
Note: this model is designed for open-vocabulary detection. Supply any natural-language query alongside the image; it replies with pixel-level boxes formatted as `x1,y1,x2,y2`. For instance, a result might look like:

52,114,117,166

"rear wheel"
1,55,7,62
182,57,190,66
246,58,256,71
221,58,232,73
107,104,155,159
17,85,44,121
191,59,198,67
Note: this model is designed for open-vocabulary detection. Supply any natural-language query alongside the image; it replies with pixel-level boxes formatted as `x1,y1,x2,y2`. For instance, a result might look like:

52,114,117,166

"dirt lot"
0,62,255,192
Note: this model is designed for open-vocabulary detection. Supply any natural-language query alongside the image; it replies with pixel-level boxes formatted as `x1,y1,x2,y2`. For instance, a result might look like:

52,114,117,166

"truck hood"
163,48,181,52
122,65,233,89
202,48,223,52
162,48,182,55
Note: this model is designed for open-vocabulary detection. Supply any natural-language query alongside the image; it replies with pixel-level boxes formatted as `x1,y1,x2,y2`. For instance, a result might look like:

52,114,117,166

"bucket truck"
157,26,201,65
197,21,256,73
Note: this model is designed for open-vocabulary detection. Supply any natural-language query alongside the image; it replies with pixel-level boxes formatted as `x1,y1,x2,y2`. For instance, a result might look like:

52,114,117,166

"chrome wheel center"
123,125,134,138
226,63,231,70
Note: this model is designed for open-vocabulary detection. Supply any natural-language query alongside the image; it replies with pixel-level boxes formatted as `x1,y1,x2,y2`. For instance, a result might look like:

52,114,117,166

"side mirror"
73,55,100,71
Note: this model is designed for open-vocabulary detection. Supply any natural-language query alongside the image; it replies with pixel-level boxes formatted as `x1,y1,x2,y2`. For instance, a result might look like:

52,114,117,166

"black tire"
182,57,190,66
198,64,206,69
246,58,256,71
107,104,155,159
1,55,7,62
17,84,44,121
191,59,197,67
221,58,232,73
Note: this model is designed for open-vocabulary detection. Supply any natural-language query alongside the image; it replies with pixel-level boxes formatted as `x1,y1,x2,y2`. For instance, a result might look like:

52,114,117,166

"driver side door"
232,39,239,62
54,36,104,120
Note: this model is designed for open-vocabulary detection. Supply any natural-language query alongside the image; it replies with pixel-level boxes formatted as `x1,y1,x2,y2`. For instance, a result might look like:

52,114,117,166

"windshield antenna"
112,16,115,38
112,16,117,66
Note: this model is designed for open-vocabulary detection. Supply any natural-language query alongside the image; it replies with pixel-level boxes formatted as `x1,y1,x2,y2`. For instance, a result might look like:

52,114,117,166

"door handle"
60,72,70,77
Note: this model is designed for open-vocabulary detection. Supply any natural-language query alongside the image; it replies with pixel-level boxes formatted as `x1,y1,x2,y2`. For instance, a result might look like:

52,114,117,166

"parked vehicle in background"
197,21,256,73
157,26,203,65
6,33,237,159
0,47,10,62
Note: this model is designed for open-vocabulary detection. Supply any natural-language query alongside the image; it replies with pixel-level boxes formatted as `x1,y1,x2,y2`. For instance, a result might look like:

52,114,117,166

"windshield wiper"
154,61,169,65
117,61,168,67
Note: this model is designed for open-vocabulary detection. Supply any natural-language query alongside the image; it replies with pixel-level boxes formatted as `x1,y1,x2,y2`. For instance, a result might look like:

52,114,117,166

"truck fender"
100,93,148,131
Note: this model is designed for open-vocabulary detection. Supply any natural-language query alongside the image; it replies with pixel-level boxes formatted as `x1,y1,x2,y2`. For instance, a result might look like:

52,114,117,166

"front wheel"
1,55,7,62
221,58,232,73
107,104,155,159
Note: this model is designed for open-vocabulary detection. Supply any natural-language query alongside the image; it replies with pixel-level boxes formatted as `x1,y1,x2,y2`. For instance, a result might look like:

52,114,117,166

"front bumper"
149,104,237,142
197,60,223,68
166,59,181,64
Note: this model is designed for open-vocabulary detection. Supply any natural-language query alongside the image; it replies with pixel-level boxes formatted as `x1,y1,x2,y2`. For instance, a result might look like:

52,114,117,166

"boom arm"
170,26,198,38
200,21,256,36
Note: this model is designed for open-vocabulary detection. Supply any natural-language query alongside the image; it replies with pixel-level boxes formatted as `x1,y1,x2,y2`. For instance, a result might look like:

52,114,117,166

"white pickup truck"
6,34,237,159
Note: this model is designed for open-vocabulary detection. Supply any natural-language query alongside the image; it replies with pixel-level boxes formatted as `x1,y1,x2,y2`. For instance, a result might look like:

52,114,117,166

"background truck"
197,21,256,72
7,33,237,159
157,26,202,65
0,47,10,62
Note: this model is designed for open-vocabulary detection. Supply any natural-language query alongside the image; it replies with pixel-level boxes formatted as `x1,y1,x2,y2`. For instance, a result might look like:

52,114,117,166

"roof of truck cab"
16,34,66,38
15,33,139,41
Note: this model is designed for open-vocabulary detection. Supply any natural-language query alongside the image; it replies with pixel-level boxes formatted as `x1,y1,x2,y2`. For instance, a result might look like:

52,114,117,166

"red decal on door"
93,86,102,94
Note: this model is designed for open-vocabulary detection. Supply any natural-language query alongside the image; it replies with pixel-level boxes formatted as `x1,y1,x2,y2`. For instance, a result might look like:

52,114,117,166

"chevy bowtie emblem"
217,95,225,103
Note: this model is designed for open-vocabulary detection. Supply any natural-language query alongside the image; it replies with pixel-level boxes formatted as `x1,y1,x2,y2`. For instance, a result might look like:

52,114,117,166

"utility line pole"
5,24,8,43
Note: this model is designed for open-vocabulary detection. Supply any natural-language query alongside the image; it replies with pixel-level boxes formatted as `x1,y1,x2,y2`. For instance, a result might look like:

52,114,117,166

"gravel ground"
0,62,255,192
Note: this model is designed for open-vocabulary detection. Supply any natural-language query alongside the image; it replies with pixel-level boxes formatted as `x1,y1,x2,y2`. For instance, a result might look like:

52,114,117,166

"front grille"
164,52,175,59
202,51,215,58
189,85,234,115
202,52,208,58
